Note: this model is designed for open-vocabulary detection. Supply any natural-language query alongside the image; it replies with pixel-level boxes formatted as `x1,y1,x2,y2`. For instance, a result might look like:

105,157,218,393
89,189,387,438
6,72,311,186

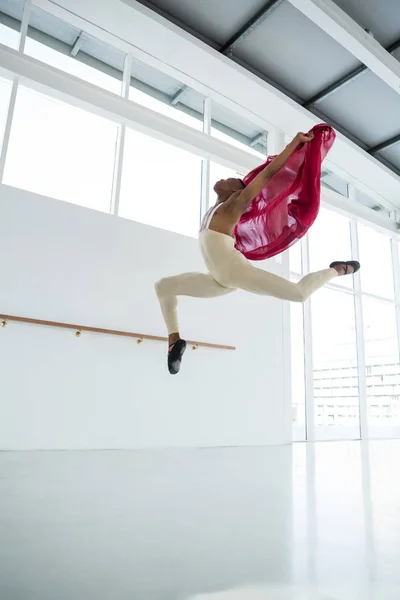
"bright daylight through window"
119,129,202,237
290,205,400,441
3,86,119,211
0,75,12,149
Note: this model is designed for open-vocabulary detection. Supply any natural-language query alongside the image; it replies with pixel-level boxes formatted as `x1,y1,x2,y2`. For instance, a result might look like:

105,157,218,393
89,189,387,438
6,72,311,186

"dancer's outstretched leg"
229,260,358,300
155,273,235,374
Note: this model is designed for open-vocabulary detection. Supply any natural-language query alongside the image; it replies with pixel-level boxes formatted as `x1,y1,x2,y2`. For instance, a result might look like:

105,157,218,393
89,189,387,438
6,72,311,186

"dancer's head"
213,177,245,200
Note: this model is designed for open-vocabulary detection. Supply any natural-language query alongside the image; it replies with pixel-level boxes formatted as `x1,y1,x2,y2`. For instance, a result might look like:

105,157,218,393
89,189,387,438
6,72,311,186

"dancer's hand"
233,130,314,214
295,131,314,144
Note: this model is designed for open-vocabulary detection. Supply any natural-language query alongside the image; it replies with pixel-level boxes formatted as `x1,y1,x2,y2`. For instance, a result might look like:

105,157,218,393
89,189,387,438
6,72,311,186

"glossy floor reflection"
0,441,399,600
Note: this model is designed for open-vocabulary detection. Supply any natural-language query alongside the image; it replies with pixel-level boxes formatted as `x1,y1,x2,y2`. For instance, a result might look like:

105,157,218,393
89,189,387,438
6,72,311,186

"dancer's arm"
234,132,314,212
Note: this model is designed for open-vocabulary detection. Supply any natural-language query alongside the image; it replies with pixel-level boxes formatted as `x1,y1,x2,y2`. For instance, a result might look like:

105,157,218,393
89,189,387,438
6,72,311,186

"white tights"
155,229,337,335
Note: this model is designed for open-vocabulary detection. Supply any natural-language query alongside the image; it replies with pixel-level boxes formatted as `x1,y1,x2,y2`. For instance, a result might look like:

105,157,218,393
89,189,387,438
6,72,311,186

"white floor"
0,441,399,600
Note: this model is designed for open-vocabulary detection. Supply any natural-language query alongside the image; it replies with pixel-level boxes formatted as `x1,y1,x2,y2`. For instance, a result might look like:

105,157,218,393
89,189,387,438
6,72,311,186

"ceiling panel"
233,1,360,100
332,0,400,46
376,144,400,172
315,70,400,147
134,0,268,47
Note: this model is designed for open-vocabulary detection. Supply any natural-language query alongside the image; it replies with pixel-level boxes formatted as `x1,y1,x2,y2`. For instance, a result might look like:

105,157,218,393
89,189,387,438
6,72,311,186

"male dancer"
155,132,359,374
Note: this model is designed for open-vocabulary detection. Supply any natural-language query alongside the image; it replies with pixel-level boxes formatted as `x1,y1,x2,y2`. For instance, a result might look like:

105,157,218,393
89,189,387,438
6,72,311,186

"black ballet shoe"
168,339,187,375
330,260,360,275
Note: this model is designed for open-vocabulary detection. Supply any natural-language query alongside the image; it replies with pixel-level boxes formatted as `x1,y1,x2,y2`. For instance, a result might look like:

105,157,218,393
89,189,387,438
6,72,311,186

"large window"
291,303,306,440
3,86,118,211
290,206,400,441
119,129,202,237
288,242,302,275
363,298,400,430
25,6,124,94
129,53,204,131
0,75,12,151
358,224,394,300
211,102,266,159
25,37,122,95
308,207,353,289
358,227,399,435
320,169,349,197
212,126,266,159
311,289,359,439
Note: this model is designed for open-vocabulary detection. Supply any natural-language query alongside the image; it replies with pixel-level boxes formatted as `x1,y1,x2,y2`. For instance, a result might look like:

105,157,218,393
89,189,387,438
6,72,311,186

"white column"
267,127,286,156
19,0,32,53
110,52,132,215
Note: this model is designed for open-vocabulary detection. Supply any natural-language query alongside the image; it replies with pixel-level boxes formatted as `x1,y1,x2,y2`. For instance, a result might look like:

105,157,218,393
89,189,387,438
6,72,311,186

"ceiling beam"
170,87,185,105
219,0,284,55
70,31,85,56
369,133,400,156
287,0,400,96
304,36,400,108
304,64,366,109
169,88,184,105
249,132,266,147
169,0,284,106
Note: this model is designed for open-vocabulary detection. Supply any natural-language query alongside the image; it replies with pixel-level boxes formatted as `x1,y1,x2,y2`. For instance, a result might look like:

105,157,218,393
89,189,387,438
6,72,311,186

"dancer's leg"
155,272,235,335
230,263,338,302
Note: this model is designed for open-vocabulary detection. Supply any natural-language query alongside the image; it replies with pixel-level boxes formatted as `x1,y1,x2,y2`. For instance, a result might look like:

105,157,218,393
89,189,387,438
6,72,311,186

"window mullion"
391,237,400,368
350,213,369,440
200,97,211,225
302,234,316,441
110,52,132,216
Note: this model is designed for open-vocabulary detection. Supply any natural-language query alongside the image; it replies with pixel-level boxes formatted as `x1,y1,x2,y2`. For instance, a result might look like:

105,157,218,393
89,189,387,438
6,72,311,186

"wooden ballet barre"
0,314,236,351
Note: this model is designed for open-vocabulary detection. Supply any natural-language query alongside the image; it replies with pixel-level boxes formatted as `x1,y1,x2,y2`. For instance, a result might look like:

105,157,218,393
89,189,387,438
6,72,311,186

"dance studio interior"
1,0,400,599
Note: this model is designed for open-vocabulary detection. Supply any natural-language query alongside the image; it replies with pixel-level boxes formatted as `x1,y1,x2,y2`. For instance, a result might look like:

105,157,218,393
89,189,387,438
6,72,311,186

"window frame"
289,201,400,442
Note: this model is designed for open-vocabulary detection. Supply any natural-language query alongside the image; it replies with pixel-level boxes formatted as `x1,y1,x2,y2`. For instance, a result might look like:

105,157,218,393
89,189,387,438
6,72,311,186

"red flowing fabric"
234,124,336,260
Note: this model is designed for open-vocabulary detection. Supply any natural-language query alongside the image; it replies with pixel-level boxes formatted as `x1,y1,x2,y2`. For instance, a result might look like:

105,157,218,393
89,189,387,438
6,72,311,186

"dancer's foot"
168,335,187,375
330,261,360,276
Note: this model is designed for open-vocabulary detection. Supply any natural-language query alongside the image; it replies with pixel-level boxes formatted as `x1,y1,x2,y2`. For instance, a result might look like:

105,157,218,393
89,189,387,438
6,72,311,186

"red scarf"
234,124,336,260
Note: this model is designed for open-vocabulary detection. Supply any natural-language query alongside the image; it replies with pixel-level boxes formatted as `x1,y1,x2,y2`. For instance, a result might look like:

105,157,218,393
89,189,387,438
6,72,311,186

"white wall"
0,185,290,450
